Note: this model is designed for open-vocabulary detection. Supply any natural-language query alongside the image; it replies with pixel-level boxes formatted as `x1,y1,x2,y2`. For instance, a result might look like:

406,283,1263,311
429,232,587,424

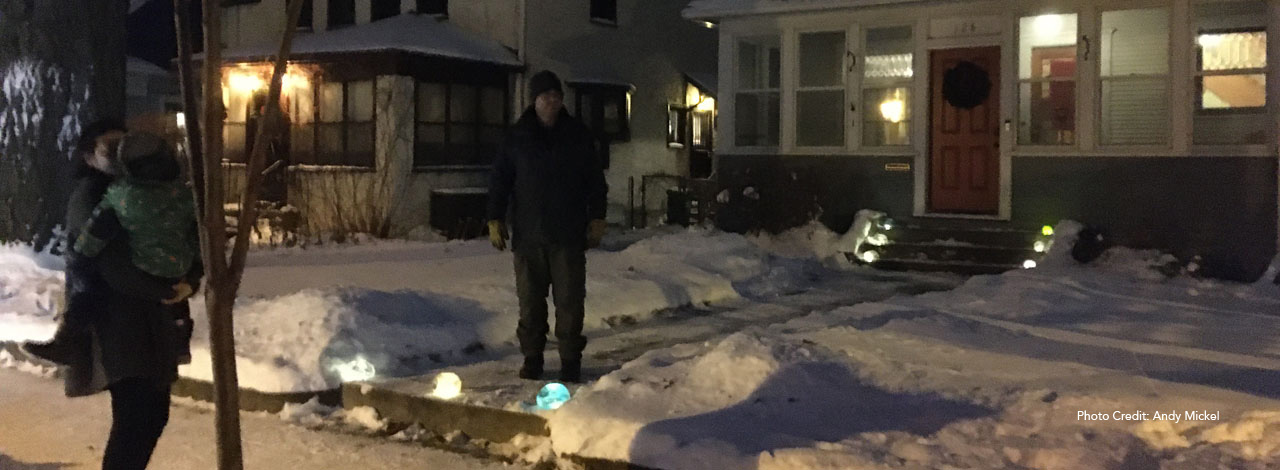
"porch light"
229,72,264,93
1033,240,1046,253
861,250,879,263
701,21,717,29
329,355,376,382
1033,14,1064,38
536,383,571,410
1023,259,1038,269
431,372,463,400
879,98,906,123
695,96,716,112
1041,225,1054,237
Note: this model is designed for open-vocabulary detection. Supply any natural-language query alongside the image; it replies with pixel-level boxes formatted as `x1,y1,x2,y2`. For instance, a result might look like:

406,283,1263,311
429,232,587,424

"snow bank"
0,244,64,342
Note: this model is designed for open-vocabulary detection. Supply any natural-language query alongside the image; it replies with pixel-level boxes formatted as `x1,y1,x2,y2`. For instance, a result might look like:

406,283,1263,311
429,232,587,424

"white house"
214,0,718,238
685,0,1279,280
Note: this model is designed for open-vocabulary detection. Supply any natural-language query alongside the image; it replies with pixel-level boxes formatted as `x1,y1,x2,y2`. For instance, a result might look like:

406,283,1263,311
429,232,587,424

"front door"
929,46,1001,214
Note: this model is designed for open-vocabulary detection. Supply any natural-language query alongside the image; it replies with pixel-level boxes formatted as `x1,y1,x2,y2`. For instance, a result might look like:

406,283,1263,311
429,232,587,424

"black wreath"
942,61,992,109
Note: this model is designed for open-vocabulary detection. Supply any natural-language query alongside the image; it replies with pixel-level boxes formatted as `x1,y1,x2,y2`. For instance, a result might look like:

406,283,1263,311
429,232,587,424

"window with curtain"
796,30,846,148
1193,1,1267,145
735,36,780,147
1099,8,1170,146
862,26,913,147
1018,14,1078,146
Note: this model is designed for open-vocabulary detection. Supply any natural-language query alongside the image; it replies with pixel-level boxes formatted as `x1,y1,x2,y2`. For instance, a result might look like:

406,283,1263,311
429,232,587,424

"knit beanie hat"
117,132,180,182
529,70,563,100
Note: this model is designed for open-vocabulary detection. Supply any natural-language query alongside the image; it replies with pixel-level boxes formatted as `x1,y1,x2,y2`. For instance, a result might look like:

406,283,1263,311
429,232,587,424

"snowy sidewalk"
0,369,526,470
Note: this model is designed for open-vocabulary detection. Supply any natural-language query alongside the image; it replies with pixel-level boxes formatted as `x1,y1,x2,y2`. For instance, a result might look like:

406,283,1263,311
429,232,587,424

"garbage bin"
666,189,690,227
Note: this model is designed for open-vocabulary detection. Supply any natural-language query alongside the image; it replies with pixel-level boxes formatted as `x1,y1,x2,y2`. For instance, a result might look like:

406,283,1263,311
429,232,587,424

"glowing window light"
1033,240,1047,253
879,99,906,123
867,233,889,246
329,355,376,382
431,372,463,399
1023,259,1038,269
282,72,310,89
861,250,879,264
229,72,264,93
536,383,571,410
1041,225,1054,237
176,112,186,129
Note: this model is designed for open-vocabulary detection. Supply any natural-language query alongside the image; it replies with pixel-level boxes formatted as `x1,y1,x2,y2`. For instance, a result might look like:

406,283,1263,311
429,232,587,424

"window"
296,0,314,30
591,0,617,24
1193,1,1268,145
573,84,631,142
735,36,780,147
328,0,354,28
414,82,507,167
223,86,252,163
796,31,846,148
862,26,913,147
667,105,688,148
371,0,399,21
316,80,375,167
416,0,447,16
1017,14,1078,146
1099,8,1170,146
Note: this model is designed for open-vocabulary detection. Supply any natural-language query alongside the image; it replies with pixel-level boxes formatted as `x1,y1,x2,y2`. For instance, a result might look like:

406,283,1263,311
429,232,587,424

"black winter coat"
62,164,200,397
486,108,608,250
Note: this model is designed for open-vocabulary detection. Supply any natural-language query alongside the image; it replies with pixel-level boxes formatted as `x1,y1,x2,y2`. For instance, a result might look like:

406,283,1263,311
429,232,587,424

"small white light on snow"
1023,259,1037,269
862,250,879,263
431,372,463,400
1033,241,1046,253
868,233,889,246
330,355,376,382
536,383,572,410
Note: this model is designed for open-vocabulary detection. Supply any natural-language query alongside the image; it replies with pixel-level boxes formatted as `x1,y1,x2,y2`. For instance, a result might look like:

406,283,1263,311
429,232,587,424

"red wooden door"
929,46,1001,214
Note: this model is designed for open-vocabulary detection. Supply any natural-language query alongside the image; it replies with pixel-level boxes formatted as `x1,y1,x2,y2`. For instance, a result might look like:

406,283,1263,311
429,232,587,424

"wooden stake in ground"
178,1,307,468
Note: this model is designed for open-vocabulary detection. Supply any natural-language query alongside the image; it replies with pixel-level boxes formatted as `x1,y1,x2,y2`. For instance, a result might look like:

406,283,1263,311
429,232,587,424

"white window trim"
857,22,918,153
1011,9,1084,153
725,28,784,154
788,26,853,154
1090,3,1179,153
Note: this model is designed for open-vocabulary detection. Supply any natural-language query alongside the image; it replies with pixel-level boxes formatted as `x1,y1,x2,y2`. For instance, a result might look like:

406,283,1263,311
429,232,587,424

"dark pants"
103,378,171,470
514,244,587,362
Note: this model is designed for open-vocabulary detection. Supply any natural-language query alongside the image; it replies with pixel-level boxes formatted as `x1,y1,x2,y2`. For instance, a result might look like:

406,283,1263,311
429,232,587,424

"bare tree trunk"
183,1,306,468
174,0,204,212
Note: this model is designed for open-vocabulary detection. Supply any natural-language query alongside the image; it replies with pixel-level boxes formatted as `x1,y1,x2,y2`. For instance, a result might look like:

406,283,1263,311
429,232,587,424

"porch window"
573,84,631,142
316,80,375,167
416,0,446,16
862,26,913,147
1017,14,1077,146
1193,1,1268,145
796,31,846,147
1099,8,1170,146
371,0,399,21
414,82,508,167
591,0,617,25
223,84,251,163
735,36,780,147
328,0,354,28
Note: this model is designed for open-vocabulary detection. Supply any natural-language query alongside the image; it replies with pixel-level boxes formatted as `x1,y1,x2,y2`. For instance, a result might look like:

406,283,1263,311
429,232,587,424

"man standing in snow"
487,70,608,383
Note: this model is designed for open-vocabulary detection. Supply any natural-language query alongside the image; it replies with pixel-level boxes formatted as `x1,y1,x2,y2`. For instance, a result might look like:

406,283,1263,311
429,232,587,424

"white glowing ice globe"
1023,259,1038,269
432,372,463,400
330,355,376,382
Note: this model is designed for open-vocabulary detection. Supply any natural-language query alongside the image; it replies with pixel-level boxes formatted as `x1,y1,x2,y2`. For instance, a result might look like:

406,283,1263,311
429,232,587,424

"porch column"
376,74,415,234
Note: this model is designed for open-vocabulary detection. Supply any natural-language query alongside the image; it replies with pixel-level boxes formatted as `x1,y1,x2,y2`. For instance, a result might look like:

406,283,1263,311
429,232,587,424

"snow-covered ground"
1,224,859,393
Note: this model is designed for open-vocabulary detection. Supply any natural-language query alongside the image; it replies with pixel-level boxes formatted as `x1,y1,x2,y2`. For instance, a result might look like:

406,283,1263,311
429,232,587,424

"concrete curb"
341,382,548,443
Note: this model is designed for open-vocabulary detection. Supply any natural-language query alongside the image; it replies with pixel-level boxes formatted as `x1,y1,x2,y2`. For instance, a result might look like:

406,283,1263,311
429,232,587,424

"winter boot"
560,358,581,383
519,355,543,380
20,325,86,365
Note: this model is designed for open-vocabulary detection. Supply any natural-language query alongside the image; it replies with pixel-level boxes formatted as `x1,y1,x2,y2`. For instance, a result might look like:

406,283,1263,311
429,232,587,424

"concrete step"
871,241,1040,266
872,258,1024,275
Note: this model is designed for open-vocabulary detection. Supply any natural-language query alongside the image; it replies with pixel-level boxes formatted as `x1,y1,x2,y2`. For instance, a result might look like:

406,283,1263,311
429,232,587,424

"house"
683,0,1279,281
213,0,718,238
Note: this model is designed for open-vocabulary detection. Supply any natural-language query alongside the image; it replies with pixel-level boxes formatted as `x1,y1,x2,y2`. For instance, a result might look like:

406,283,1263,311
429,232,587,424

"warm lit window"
796,31,846,148
1018,14,1077,146
1193,1,1268,145
735,36,780,147
1099,8,1170,146
862,26,913,147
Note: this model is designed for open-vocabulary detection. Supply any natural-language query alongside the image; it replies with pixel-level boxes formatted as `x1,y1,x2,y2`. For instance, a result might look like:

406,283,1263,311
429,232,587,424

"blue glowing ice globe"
536,383,571,410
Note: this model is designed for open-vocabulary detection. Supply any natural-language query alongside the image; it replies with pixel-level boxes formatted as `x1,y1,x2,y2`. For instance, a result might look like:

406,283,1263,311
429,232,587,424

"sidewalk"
0,369,525,470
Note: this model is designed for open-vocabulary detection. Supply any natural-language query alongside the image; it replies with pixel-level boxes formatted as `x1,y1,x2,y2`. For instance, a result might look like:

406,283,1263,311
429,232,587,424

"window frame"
791,27,851,152
571,83,632,143
1010,12,1082,151
857,23,917,152
1093,5,1176,151
312,80,376,168
413,81,510,169
731,33,783,151
1192,26,1267,114
327,0,355,29
296,0,314,30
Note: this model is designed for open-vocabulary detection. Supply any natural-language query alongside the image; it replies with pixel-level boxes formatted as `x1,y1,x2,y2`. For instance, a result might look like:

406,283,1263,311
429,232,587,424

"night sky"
127,0,203,69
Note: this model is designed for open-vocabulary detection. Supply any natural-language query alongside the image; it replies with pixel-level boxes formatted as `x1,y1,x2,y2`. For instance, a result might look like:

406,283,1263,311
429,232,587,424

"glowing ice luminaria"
1041,225,1054,237
536,383,571,410
1023,259,1038,269
861,250,879,264
867,233,889,246
1034,240,1047,253
330,355,376,382
432,372,463,400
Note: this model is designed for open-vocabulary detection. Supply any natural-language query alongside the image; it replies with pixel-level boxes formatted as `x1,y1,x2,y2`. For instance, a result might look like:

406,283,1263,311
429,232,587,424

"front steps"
850,218,1050,275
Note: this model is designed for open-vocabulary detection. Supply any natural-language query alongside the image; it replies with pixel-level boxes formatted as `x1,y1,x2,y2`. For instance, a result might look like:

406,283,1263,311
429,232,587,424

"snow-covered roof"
683,0,934,20
217,14,522,68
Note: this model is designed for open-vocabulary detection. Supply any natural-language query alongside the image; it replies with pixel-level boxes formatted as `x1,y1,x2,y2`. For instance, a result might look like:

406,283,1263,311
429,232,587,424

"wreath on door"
942,60,992,109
